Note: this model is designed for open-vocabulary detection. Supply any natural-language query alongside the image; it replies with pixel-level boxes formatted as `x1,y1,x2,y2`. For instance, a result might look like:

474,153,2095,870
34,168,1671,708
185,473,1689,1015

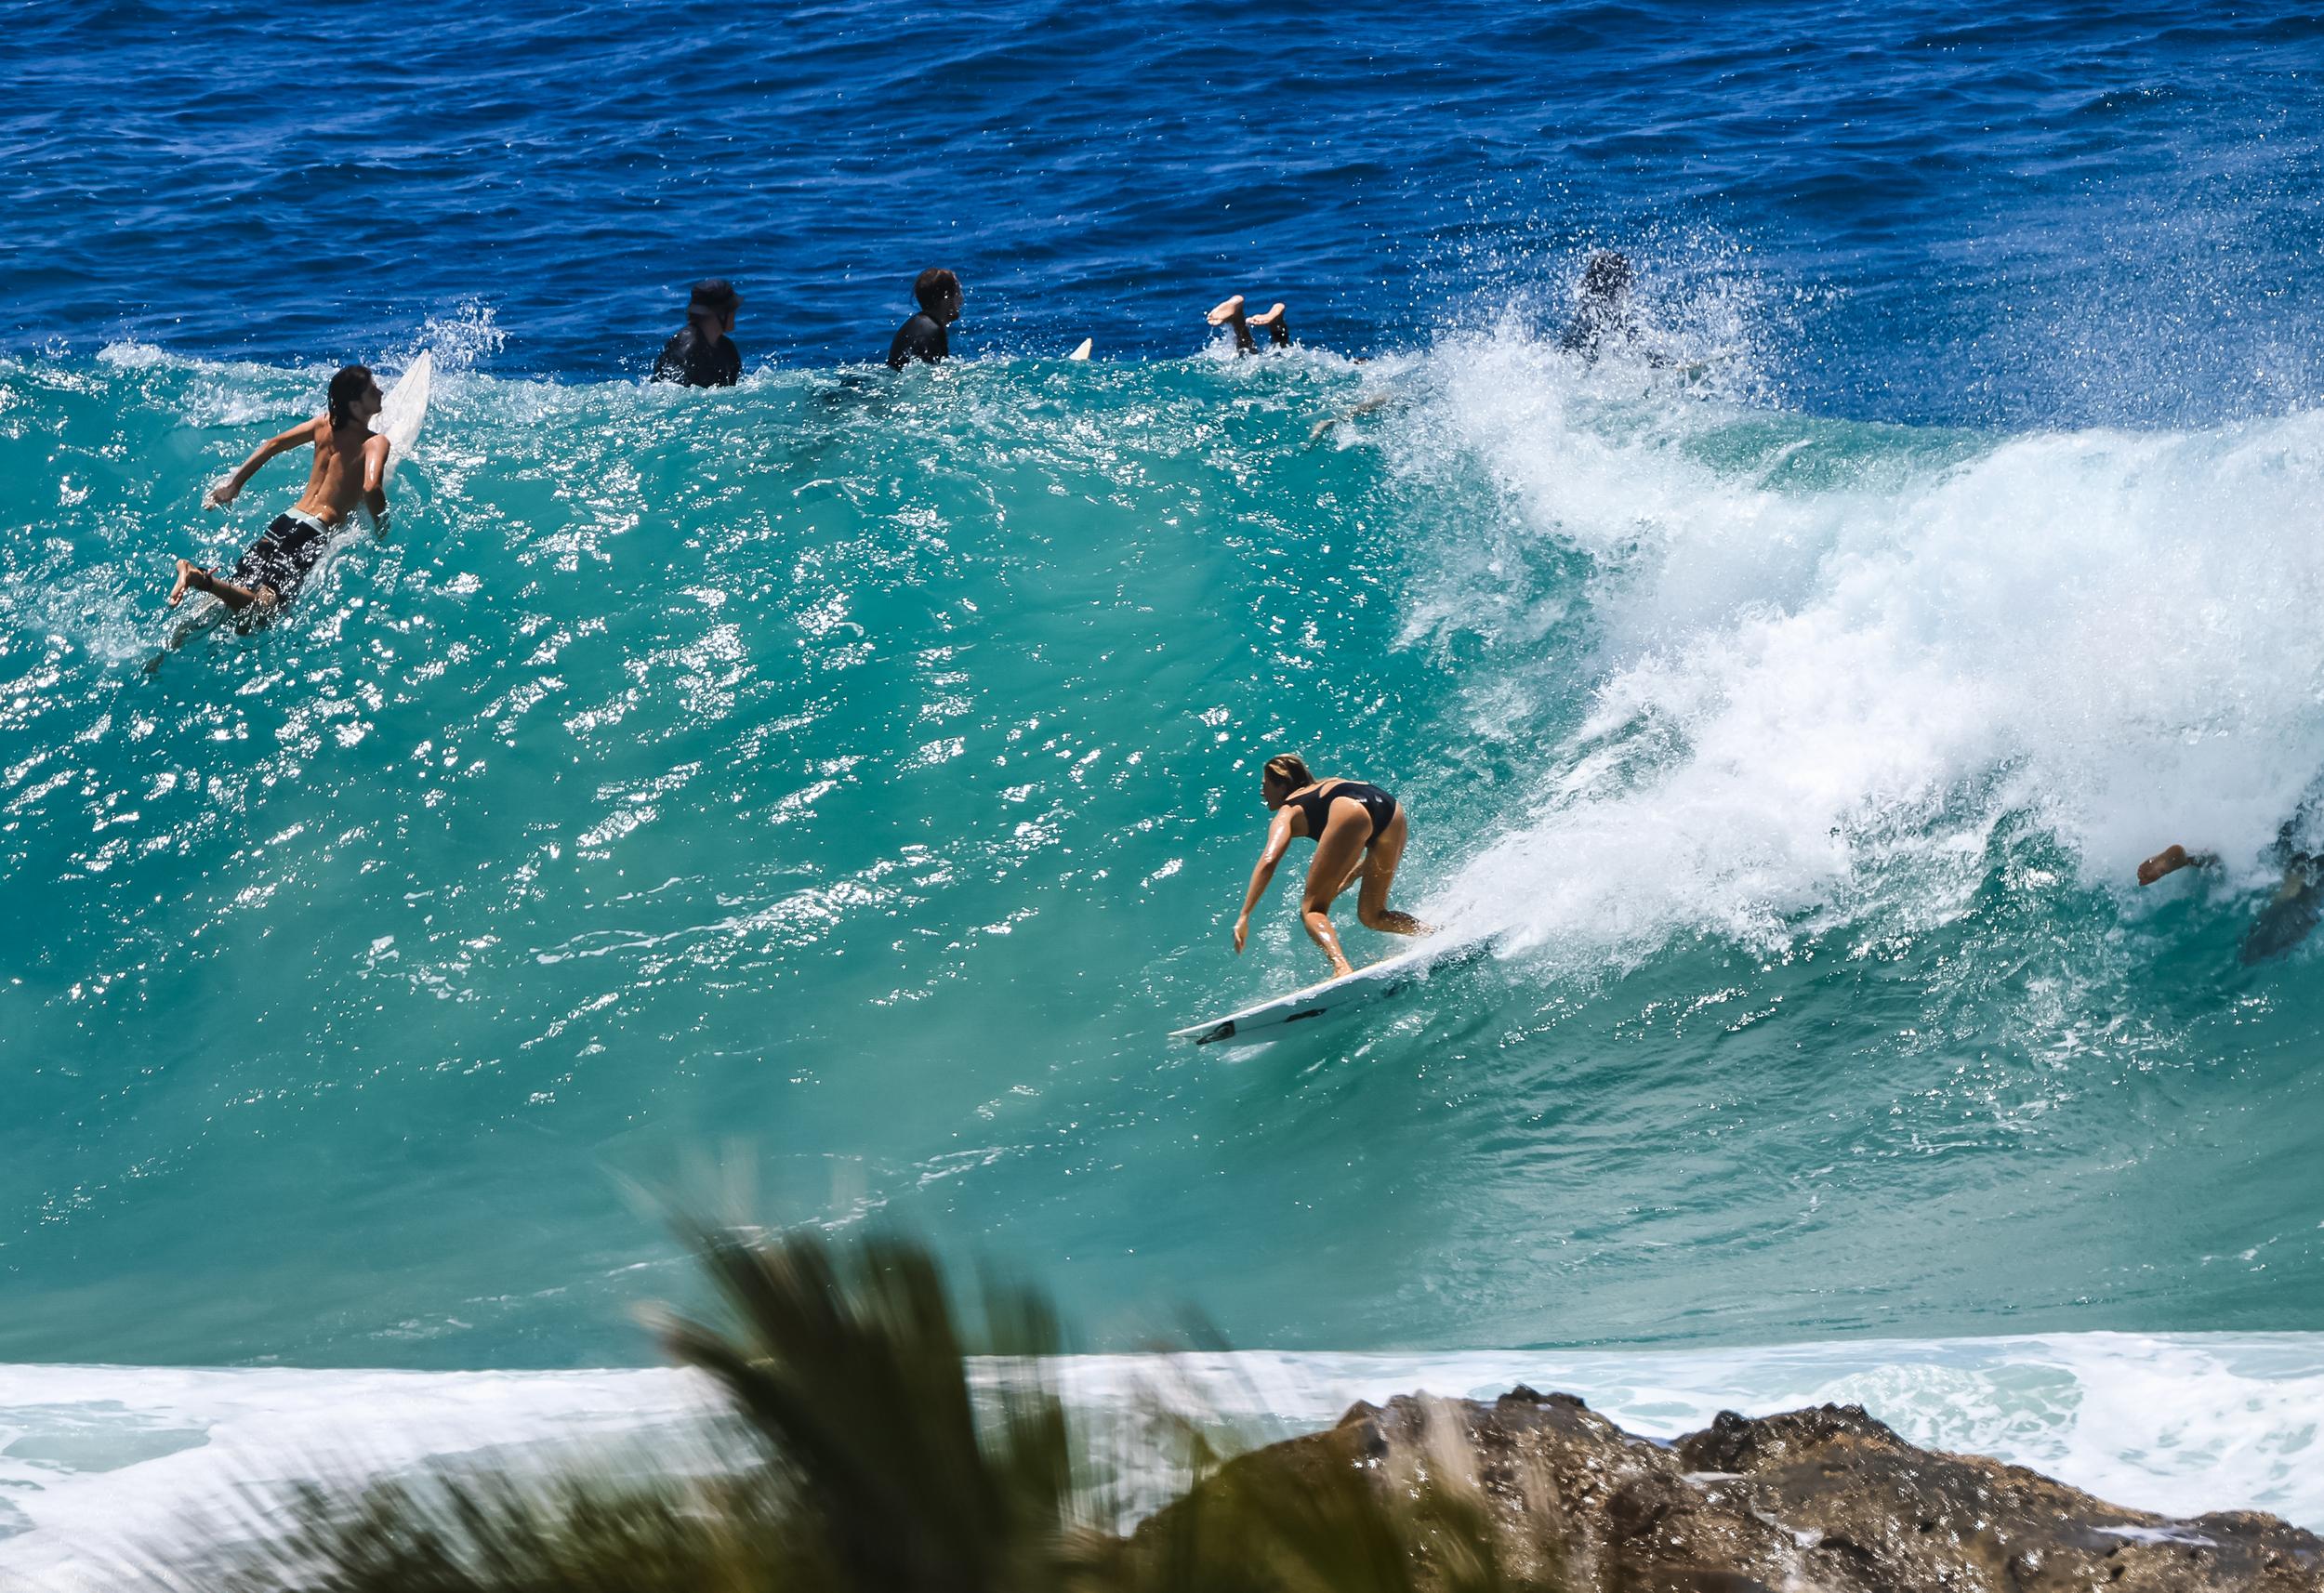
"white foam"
3,1333,2318,1583
1384,327,2324,968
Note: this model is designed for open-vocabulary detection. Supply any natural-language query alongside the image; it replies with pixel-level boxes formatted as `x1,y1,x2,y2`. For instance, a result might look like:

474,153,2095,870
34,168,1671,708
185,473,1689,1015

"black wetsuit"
1559,298,1631,362
652,324,741,388
230,511,333,599
886,311,949,369
1287,781,1399,844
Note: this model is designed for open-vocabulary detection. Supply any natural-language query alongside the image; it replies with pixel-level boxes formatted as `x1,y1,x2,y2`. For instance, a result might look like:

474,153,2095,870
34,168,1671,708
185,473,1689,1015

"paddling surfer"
1233,754,1430,977
2139,807,2324,963
652,278,742,388
1559,251,1640,362
887,269,961,368
168,365,389,614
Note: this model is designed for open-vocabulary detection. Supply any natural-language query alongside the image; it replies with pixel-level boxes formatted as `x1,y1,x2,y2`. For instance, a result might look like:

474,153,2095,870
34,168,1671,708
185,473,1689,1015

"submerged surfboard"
1068,338,1093,361
1170,933,1492,1046
149,354,431,669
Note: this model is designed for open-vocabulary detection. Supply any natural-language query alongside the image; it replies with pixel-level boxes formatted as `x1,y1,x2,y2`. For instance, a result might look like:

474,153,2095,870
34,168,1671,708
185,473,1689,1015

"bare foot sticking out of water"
1208,295,1256,355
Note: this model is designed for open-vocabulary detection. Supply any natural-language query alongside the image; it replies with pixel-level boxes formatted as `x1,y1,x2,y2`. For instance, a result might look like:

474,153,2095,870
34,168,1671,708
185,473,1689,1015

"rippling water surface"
7,0,2324,1529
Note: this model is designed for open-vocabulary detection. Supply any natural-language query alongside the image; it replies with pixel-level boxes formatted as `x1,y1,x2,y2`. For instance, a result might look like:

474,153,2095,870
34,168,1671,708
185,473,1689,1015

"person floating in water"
1233,754,1430,977
1207,294,1290,355
2139,811,2322,964
1559,250,1639,362
168,365,389,615
652,278,742,388
887,269,961,368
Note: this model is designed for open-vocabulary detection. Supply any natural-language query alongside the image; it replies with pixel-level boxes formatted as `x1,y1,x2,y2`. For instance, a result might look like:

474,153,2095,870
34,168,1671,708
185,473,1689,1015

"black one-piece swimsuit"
1287,780,1397,844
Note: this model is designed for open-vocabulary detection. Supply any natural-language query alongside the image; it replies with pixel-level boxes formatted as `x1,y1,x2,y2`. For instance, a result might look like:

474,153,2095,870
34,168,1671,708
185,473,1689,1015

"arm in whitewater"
1232,808,1298,954
2137,844,2217,885
204,417,322,509
1309,391,1393,444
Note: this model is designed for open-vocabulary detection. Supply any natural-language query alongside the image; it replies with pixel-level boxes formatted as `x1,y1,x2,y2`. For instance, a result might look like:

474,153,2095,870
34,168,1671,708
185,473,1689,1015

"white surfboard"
1068,338,1092,362
376,349,431,486
149,355,431,669
1171,933,1492,1046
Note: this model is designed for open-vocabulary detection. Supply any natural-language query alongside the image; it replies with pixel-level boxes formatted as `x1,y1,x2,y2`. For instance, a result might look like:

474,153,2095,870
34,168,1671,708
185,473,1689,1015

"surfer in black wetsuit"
652,279,742,388
886,269,961,368
167,364,389,614
1233,753,1431,977
1560,251,1640,362
2139,803,2324,963
1208,294,1290,355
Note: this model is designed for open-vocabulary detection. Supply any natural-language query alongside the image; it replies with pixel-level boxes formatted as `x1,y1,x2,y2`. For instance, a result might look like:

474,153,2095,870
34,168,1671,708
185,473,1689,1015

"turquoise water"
8,331,2324,1370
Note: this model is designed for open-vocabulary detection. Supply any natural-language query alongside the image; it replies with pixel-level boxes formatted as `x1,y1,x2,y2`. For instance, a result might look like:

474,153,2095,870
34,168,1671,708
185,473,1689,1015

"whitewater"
9,307,2324,1560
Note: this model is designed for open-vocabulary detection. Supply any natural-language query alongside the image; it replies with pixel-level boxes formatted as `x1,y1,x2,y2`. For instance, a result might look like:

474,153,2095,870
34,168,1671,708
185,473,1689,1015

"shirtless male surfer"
168,364,389,613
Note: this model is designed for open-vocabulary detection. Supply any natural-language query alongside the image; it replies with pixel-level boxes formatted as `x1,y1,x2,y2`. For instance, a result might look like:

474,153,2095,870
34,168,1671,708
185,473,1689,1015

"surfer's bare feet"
1248,301,1289,347
2137,844,2213,886
1208,295,1256,354
168,560,203,607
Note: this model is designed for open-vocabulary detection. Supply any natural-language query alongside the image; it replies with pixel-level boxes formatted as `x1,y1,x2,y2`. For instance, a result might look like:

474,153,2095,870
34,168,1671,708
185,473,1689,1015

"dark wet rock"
1138,1389,2324,1593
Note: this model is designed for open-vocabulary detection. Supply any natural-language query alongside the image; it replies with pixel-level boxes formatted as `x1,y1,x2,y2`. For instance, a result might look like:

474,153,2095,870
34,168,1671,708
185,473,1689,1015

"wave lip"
2,1331,2319,1581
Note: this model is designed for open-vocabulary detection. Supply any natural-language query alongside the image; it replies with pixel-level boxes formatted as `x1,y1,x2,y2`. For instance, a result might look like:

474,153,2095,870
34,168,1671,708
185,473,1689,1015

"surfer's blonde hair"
1263,754,1313,792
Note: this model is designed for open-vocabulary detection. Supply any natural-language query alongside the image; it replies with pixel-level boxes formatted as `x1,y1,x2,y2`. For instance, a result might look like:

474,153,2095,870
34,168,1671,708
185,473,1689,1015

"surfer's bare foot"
1208,295,1256,354
1248,302,1289,347
2137,844,2213,885
168,560,203,607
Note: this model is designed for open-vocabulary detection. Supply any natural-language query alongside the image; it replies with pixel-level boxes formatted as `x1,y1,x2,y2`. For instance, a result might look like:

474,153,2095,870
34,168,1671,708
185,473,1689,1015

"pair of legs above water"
1298,799,1425,977
1208,294,1290,354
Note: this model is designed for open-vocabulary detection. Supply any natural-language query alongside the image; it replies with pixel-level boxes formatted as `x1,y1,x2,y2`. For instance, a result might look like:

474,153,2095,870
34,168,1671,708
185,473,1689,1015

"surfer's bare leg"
1300,808,1370,976
1208,295,1257,356
170,559,265,612
2137,844,2216,886
1248,302,1290,348
1355,809,1430,936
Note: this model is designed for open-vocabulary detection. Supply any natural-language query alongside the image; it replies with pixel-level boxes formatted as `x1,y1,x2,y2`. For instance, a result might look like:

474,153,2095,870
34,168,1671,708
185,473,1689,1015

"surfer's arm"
1232,813,1296,954
361,435,391,534
205,418,318,508
2137,844,2216,886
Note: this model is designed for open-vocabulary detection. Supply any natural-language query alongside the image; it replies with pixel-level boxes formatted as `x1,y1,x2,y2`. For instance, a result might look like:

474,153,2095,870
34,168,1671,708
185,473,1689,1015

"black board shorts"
231,511,331,599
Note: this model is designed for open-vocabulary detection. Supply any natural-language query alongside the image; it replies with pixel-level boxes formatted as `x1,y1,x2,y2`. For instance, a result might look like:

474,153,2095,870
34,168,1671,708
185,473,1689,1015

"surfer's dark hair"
689,278,738,317
1263,754,1313,792
914,267,960,310
327,364,376,428
1580,250,1632,298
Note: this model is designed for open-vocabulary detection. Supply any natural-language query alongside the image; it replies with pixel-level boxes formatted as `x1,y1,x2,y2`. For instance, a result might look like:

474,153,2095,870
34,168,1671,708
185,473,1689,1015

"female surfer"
1233,754,1429,978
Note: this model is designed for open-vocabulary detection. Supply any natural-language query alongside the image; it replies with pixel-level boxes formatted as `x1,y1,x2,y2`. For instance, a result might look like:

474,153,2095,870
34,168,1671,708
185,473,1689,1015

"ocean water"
8,0,2324,1557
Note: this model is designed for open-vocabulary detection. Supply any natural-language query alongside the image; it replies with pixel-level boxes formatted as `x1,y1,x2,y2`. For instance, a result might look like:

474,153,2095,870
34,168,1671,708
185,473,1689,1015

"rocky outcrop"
1140,1387,2323,1592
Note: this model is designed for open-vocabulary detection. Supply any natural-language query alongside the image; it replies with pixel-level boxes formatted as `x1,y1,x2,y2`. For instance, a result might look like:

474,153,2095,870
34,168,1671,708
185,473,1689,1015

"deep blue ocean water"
15,2,2324,1526
7,2,2324,425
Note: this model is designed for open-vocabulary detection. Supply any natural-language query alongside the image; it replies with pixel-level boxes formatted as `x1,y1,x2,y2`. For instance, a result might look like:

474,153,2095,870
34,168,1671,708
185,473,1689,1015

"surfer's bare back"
168,364,389,613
